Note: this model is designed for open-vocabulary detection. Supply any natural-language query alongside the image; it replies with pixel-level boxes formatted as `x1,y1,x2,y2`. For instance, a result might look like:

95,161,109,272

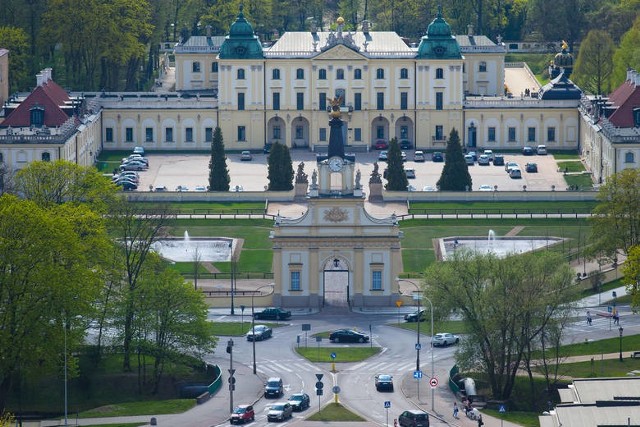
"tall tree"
208,127,230,191
385,137,409,191
437,128,472,191
267,142,294,191
612,15,640,88
0,26,30,92
526,0,593,49
423,250,576,401
572,30,615,95
589,169,640,261
622,245,640,311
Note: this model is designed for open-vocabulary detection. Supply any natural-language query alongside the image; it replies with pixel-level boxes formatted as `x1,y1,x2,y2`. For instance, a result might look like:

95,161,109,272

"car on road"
404,309,426,322
264,377,284,398
525,162,538,173
477,154,491,165
414,151,426,162
537,144,547,155
493,154,505,166
240,150,253,161
422,185,437,192
405,168,416,179
398,409,429,427
478,185,493,191
432,152,444,162
246,324,272,341
254,307,291,320
375,139,389,150
329,329,370,343
378,150,388,161
522,146,535,155
287,393,310,411
267,402,293,422
375,374,394,392
433,332,460,347
230,404,255,424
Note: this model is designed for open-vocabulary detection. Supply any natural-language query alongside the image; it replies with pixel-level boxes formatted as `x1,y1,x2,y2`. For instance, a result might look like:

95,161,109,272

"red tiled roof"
2,80,71,127
607,79,640,128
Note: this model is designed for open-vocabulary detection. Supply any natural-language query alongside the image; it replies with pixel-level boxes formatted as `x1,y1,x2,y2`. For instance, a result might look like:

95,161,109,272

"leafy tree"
586,0,640,43
423,250,576,401
385,137,409,191
436,128,472,191
208,127,230,191
0,26,30,92
0,195,106,409
526,0,594,49
572,30,615,95
623,245,640,309
267,142,294,191
612,15,640,87
589,169,640,260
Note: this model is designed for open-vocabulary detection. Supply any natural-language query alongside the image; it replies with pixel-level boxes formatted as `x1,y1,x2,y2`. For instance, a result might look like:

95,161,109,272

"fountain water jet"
152,235,234,262
439,231,562,260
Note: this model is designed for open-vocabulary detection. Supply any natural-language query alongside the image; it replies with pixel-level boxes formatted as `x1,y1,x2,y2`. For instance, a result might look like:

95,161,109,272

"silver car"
432,332,460,347
267,402,293,422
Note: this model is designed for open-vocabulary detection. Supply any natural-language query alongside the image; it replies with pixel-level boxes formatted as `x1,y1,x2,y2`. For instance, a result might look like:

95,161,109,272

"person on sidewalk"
477,414,484,426
587,311,592,325
453,402,459,418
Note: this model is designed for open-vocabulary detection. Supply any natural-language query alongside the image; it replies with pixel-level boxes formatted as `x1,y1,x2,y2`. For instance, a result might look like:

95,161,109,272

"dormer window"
41,152,51,162
633,108,640,127
30,105,45,128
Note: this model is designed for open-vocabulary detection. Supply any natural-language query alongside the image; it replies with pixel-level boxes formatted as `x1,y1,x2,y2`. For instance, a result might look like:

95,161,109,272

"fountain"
152,232,234,262
439,230,562,260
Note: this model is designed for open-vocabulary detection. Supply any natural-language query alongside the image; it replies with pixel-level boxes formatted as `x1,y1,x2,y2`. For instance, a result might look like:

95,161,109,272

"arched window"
237,68,245,79
436,68,444,79
479,62,487,72
336,69,344,80
376,68,384,79
354,69,362,79
400,68,408,79
42,152,51,162
192,61,201,73
272,68,280,79
319,69,327,80
625,152,635,163
296,68,304,79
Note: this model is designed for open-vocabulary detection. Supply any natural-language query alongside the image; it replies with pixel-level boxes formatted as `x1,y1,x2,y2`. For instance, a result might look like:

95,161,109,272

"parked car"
432,152,444,162
375,139,388,150
329,329,370,343
537,144,547,155
477,154,491,165
525,162,538,173
522,146,535,155
287,393,310,411
398,409,429,427
263,143,273,154
509,167,522,179
246,324,272,341
433,332,460,347
478,185,493,191
133,146,145,156
401,151,407,162
483,149,494,160
154,186,168,192
405,168,416,179
194,185,207,191
400,139,412,149
120,161,148,171
240,150,253,161
254,307,292,320
505,161,519,172
267,402,293,422
464,154,475,165
378,150,388,161
264,377,284,398
467,151,478,161
116,181,137,191
230,404,255,424
404,309,426,322
113,177,139,187
123,154,148,165
375,374,394,391
422,185,437,192
493,154,505,166
175,185,189,192
414,151,426,162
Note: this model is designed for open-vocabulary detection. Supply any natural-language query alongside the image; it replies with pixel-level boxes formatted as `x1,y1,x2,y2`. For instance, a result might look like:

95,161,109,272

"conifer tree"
437,128,472,191
267,142,294,190
208,127,230,191
385,137,409,191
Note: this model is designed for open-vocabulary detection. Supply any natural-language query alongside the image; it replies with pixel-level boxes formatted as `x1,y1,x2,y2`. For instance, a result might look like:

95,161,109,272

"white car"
536,144,547,155
414,151,426,162
478,185,493,191
432,332,460,347
423,185,437,192
194,185,207,192
175,185,189,192
477,154,491,165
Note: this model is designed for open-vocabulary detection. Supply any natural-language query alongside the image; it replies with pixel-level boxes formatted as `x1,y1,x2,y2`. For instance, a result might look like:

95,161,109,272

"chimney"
44,68,53,82
36,72,44,87
468,24,474,36
632,69,640,87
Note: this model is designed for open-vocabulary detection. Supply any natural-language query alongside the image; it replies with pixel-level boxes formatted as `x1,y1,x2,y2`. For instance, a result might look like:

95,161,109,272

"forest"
0,0,638,93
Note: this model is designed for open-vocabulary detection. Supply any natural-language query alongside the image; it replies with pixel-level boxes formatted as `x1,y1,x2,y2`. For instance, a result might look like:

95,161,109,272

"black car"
525,162,538,173
432,152,444,162
329,329,369,343
287,393,310,411
493,154,505,166
264,377,284,398
254,307,291,320
522,146,535,155
263,143,273,154
400,139,412,149
404,309,426,322
375,374,394,392
398,409,429,427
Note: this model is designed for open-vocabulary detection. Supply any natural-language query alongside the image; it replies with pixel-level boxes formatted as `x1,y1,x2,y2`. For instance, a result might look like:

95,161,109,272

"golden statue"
561,40,568,51
329,95,343,118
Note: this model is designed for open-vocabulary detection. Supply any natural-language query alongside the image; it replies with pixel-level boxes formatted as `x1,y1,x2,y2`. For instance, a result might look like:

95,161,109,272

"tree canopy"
208,127,231,192
572,30,615,95
436,128,472,191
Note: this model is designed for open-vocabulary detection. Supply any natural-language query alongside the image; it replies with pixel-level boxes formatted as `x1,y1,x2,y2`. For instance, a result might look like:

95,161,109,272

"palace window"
371,270,382,291
488,127,496,142
354,128,362,141
105,127,113,142
354,93,362,110
185,127,193,142
508,127,517,142
479,62,487,72
319,69,326,80
336,69,344,80
273,92,280,110
436,68,444,79
295,126,304,139
272,68,280,80
435,125,444,141
296,68,304,79
435,92,443,110
211,62,218,73
290,271,301,291
205,127,213,142
237,68,245,79
376,92,384,110
319,128,327,141
296,93,304,110
237,126,246,141
238,93,245,110
400,92,408,110
376,68,384,79
319,92,327,111
273,126,281,140
400,68,409,79
625,152,635,163
165,127,173,142
145,127,153,142
192,61,201,73
41,152,51,162
547,127,556,142
354,68,362,79
125,127,134,142
527,127,536,142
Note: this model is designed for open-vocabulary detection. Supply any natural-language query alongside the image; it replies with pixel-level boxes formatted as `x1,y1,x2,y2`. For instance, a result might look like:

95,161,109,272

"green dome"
229,5,254,38
219,5,263,60
416,6,461,60
427,9,452,37
554,48,574,68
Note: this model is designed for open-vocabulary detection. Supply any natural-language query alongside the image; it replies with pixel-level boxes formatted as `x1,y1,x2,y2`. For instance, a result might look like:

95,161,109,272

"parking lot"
129,149,570,194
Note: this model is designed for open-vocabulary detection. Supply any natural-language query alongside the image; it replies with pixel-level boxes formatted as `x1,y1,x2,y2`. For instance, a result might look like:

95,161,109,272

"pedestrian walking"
587,311,592,325
453,402,459,418
477,414,484,426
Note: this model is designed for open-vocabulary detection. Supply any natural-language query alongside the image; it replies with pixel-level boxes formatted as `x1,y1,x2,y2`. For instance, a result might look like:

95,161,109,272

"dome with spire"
416,6,461,60
554,41,574,68
426,8,453,38
219,5,264,59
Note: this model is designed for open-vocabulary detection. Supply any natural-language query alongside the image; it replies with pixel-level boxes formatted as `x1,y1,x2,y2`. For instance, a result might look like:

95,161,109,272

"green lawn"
547,357,640,378
306,403,366,422
296,346,381,363
481,408,540,427
557,161,586,173
79,400,196,418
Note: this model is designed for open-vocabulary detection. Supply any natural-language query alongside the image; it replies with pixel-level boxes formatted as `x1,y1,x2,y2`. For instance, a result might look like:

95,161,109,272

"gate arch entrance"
322,256,350,307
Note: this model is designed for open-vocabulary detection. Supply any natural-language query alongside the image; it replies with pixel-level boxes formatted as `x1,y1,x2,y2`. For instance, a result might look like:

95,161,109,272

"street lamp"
619,327,624,362
64,318,68,427
229,241,235,315
397,278,435,412
251,284,274,374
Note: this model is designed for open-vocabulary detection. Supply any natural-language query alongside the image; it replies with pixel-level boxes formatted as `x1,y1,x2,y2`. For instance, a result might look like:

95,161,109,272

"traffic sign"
415,343,422,351
316,373,324,381
228,368,236,375
330,352,337,359
608,306,613,313
395,300,403,308
316,388,323,396
429,377,438,388
315,381,324,389
302,323,311,331
228,377,236,384
499,405,506,413
413,370,423,379
384,401,391,409
332,385,341,394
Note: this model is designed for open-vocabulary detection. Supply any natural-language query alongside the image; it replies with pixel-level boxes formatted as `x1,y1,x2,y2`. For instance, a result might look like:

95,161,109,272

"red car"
375,139,388,150
230,404,255,424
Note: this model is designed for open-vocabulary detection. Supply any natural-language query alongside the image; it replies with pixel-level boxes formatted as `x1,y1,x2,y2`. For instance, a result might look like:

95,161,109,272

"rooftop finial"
238,4,244,16
437,4,443,18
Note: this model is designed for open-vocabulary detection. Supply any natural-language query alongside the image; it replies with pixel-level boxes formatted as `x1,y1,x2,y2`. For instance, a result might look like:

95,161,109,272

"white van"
536,145,547,155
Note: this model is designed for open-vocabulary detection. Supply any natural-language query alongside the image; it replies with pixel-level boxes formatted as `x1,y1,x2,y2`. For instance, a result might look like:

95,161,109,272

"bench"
630,351,640,359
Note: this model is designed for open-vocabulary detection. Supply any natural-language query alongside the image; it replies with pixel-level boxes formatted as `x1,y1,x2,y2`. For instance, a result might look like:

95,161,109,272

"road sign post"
332,385,340,404
384,401,391,427
315,374,324,412
413,370,422,402
330,352,337,372
429,377,438,388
